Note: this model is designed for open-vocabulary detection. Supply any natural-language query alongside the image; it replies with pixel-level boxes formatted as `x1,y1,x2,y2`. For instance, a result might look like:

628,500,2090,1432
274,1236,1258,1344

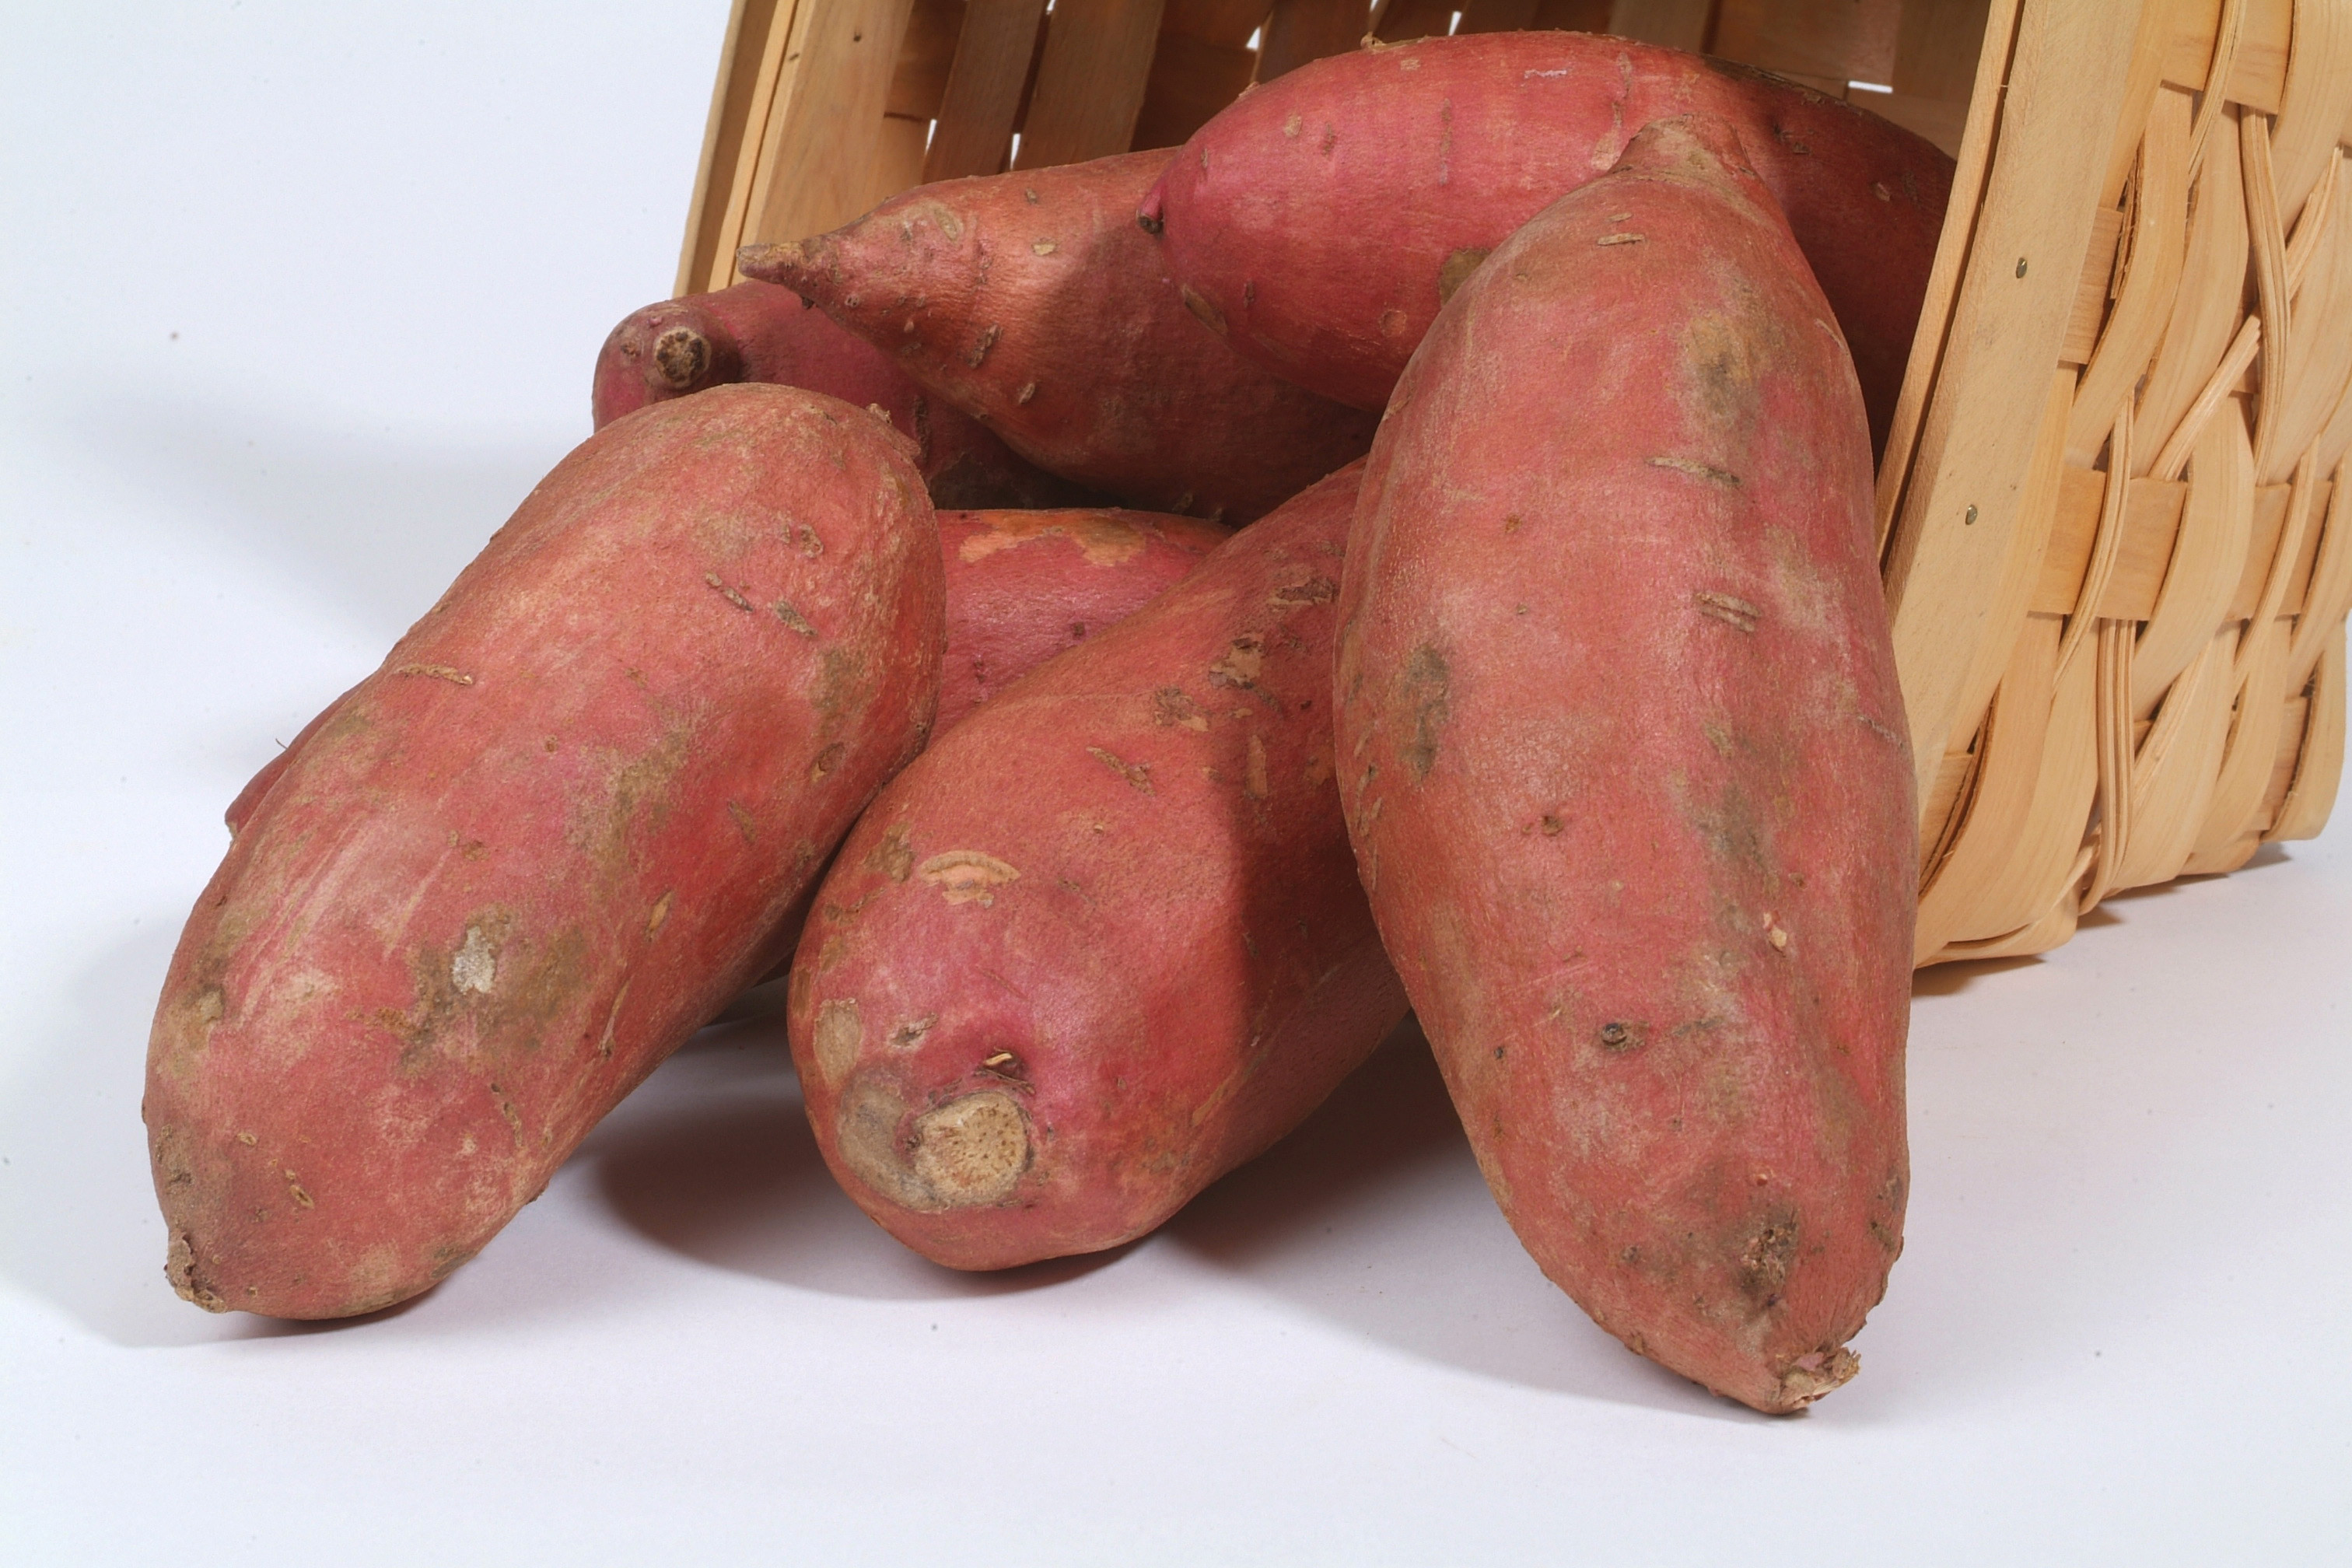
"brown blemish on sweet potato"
704,572,756,612
834,1078,919,1204
1181,285,1227,335
865,822,915,881
451,926,498,994
1087,746,1153,793
1679,302,1778,432
1208,635,1264,689
391,663,474,685
813,999,860,1087
956,510,1147,568
812,644,871,719
1694,591,1762,632
1598,1020,1643,1053
918,850,1020,906
1437,247,1490,304
594,982,630,1059
1397,644,1451,782
824,889,880,925
1153,687,1209,730
1647,456,1741,488
1269,575,1339,607
386,912,590,1079
886,1013,936,1050
1243,733,1271,801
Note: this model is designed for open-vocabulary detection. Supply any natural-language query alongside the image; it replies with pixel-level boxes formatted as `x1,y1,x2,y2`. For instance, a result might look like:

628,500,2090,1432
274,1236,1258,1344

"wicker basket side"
1888,0,2352,964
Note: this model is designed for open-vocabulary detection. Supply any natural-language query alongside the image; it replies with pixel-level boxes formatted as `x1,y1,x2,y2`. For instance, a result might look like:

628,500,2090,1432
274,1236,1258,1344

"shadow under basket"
677,0,2352,968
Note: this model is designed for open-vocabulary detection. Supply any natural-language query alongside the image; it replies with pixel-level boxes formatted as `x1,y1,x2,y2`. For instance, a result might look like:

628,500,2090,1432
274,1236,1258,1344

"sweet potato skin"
1145,32,1952,456
789,464,1407,1269
225,507,1227,836
1333,117,1915,1412
937,507,1230,728
592,281,1086,509
146,384,943,1318
739,152,1380,523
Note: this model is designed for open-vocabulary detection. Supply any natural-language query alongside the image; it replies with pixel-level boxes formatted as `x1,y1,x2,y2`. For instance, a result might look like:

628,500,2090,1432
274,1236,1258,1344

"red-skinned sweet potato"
788,463,1408,1269
738,152,1380,523
937,507,1230,728
1333,116,1915,1412
593,281,1088,509
225,506,1229,837
146,383,943,1318
1142,32,1951,457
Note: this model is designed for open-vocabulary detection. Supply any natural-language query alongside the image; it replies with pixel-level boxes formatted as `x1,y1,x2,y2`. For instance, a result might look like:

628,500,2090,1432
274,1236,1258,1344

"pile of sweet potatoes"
146,32,1943,1413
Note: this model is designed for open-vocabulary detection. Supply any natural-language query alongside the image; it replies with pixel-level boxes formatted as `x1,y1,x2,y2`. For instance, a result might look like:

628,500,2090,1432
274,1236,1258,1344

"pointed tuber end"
737,237,816,290
649,326,712,391
1760,1345,1860,1414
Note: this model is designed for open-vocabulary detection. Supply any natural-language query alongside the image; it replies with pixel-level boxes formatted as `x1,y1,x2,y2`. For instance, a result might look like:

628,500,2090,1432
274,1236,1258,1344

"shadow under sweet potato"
588,1010,1122,1302
593,994,1749,1416
1165,1017,1752,1419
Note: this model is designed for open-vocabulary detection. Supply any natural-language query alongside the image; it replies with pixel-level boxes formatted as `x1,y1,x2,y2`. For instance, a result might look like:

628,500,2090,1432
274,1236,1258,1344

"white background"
3,5,2347,1563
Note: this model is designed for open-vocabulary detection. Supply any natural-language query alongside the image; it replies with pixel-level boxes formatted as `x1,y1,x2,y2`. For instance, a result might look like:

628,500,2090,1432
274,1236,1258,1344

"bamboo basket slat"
675,0,2352,968
922,0,1048,180
1011,0,1165,166
1258,0,1370,79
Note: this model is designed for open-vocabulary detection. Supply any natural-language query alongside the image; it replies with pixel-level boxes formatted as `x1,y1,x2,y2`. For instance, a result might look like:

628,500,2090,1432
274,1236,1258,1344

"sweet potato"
938,507,1230,728
1142,32,1952,457
739,152,1380,523
788,463,1408,1269
225,506,1228,836
146,383,943,1318
593,281,1086,509
1333,116,1915,1412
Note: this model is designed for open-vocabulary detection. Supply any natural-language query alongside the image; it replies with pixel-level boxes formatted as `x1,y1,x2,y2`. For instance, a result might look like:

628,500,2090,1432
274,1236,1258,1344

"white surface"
3,7,2349,1563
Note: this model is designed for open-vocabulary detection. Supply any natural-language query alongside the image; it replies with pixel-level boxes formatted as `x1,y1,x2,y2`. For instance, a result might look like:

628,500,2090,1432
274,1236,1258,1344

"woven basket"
677,0,2351,968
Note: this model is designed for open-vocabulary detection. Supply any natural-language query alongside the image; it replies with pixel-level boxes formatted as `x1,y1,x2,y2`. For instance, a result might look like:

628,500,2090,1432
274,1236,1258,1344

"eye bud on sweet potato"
1335,114,1915,1413
146,383,944,1319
